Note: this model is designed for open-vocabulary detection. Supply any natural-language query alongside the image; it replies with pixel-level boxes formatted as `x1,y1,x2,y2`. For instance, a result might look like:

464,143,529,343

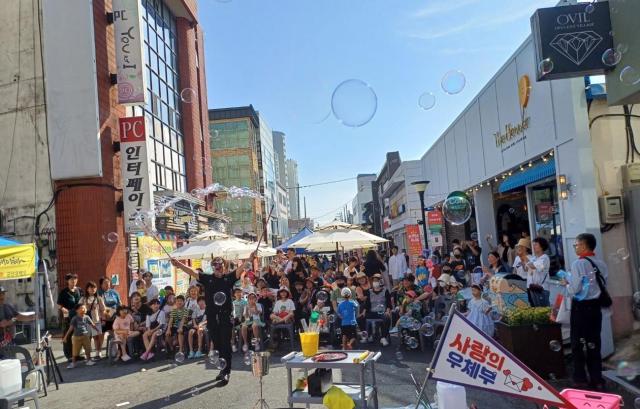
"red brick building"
50,0,212,299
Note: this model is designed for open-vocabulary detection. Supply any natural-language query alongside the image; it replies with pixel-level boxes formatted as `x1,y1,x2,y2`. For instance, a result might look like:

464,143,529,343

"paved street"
31,338,630,409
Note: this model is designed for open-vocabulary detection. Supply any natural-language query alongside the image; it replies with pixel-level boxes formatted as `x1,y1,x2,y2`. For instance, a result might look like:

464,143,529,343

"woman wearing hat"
512,238,534,280
271,287,295,325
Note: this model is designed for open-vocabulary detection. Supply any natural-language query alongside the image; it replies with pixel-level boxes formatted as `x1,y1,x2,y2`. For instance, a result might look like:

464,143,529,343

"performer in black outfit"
172,254,252,385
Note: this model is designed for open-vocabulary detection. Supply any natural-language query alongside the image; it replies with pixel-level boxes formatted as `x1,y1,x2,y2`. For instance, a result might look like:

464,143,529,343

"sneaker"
86,360,96,366
94,352,102,360
380,337,389,347
121,354,132,362
66,363,75,369
242,344,248,353
188,351,196,359
147,352,155,360
389,326,399,334
194,351,203,358
232,344,238,353
140,351,149,361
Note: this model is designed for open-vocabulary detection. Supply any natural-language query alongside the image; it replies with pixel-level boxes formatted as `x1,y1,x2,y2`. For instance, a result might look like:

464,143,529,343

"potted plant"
495,307,566,379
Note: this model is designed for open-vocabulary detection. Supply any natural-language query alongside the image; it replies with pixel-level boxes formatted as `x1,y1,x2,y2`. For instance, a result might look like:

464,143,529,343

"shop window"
530,183,564,274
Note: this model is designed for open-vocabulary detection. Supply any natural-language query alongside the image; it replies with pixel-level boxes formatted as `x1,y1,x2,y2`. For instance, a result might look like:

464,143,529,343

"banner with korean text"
113,0,147,105
431,311,574,408
120,117,154,232
405,224,423,269
0,243,37,280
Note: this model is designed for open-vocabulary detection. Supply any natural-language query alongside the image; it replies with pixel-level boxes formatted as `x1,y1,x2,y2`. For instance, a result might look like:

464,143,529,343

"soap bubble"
395,351,404,360
618,361,636,380
585,2,595,14
180,88,197,103
442,193,472,226
316,291,329,303
410,319,422,331
359,331,369,341
441,70,466,95
617,248,630,260
433,338,440,351
538,58,554,76
620,66,640,86
328,314,336,324
508,207,515,214
602,49,622,67
190,387,199,396
549,340,562,352
406,337,419,349
441,315,449,323
106,232,119,243
174,352,185,363
217,358,227,370
208,350,219,365
634,397,640,409
331,79,377,128
214,292,227,306
587,342,596,350
420,323,435,337
244,353,252,366
617,43,629,54
634,292,640,304
549,373,556,381
141,368,146,372
335,328,341,336
418,92,436,111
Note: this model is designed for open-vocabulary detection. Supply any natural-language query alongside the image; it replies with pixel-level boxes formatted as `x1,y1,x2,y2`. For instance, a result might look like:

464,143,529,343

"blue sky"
199,0,558,224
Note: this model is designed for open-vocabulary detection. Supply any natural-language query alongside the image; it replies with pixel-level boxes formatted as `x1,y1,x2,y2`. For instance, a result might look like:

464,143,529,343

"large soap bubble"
442,191,472,225
331,79,377,128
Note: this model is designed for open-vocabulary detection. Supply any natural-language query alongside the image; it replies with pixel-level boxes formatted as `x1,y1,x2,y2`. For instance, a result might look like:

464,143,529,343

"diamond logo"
549,31,603,66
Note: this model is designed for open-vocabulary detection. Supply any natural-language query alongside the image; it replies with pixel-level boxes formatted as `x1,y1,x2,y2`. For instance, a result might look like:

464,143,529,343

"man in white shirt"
284,248,296,274
388,246,410,286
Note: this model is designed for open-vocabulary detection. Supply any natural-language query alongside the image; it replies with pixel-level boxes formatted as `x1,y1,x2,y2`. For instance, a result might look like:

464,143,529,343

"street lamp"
411,180,431,251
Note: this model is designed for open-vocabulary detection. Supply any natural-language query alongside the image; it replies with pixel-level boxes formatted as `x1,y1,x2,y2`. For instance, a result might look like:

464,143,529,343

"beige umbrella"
289,228,387,252
191,230,229,241
166,237,276,260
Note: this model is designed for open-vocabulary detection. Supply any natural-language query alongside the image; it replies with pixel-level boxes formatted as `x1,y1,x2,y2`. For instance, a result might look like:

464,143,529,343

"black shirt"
57,287,82,319
198,272,236,313
264,273,280,289
258,296,273,319
363,259,386,278
130,303,153,325
464,246,482,270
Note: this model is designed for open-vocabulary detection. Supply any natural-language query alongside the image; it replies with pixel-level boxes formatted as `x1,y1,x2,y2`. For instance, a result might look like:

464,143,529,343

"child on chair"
112,305,139,362
141,299,166,361
187,296,207,359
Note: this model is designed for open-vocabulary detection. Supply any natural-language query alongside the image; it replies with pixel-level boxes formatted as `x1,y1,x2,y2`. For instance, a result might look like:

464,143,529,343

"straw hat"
277,287,291,297
355,272,367,280
449,277,463,288
516,238,531,249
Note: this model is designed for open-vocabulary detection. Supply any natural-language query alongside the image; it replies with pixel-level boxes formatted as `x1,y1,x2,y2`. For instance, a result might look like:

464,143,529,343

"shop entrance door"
527,180,564,275
494,188,530,241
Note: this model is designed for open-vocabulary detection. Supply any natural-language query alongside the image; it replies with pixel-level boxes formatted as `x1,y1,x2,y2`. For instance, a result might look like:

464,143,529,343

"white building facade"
352,174,376,226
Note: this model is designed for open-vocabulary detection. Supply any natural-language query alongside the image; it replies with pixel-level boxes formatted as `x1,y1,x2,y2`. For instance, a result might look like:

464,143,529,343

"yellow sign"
518,75,531,109
137,236,175,290
0,243,37,280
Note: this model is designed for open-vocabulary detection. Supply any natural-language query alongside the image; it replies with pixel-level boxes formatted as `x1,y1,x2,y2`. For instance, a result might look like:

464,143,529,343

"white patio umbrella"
289,228,387,252
315,220,361,231
191,230,229,241
166,237,277,260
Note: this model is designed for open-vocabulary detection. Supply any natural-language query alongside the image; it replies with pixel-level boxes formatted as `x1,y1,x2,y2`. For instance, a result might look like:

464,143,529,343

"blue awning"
277,227,313,254
499,161,556,193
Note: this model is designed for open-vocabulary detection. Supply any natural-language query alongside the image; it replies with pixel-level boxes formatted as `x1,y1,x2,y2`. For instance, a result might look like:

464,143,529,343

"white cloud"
407,1,542,41
412,0,482,18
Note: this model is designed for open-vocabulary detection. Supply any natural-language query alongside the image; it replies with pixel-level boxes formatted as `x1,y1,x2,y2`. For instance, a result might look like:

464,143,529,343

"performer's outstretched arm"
171,259,198,279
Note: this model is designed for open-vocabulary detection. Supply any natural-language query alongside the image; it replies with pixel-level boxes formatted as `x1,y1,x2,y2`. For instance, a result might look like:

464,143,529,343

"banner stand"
414,303,458,409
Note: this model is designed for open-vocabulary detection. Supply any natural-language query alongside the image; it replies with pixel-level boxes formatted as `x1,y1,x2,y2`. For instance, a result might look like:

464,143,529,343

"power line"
288,176,357,190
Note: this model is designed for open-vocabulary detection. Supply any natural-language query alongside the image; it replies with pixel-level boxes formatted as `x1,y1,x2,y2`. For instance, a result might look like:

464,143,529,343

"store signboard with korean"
120,117,154,232
405,224,423,268
531,2,613,81
113,0,147,105
427,210,443,232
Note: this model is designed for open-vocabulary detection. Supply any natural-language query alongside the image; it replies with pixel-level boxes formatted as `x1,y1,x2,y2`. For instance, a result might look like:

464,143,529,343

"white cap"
341,287,352,298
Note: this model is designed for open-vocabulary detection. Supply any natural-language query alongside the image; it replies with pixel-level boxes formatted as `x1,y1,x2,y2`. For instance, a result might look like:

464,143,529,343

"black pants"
208,308,233,375
570,299,603,386
62,317,72,360
365,312,391,338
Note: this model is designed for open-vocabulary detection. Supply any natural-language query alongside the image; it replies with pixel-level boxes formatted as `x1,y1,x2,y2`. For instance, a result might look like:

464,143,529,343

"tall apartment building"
273,131,290,241
286,159,300,220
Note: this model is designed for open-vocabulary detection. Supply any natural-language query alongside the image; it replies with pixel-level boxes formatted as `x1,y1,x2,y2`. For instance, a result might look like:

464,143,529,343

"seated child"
271,287,295,324
187,296,207,359
112,305,139,362
165,295,190,356
337,288,358,350
141,299,167,361
136,279,147,303
241,292,264,352
63,304,98,368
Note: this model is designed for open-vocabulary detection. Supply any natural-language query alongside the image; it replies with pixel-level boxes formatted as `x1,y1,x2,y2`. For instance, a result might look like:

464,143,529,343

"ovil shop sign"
531,2,613,80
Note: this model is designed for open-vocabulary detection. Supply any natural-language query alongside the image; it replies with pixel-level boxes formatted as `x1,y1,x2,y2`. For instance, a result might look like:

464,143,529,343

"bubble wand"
254,204,276,254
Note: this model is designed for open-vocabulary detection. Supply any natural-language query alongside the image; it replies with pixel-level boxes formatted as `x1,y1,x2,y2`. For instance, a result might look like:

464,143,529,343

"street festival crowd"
0,231,606,390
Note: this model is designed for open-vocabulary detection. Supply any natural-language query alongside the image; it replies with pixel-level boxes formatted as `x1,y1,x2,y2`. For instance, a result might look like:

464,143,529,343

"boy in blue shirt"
337,287,358,350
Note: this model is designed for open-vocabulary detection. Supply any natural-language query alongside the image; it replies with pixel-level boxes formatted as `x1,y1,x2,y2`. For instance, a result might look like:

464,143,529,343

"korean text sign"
113,0,147,105
431,311,574,408
120,117,153,232
0,243,37,280
405,224,423,269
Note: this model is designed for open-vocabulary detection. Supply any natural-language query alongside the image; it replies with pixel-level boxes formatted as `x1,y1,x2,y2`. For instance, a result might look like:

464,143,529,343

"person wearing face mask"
331,275,348,313
447,248,467,286
172,254,252,386
364,274,392,346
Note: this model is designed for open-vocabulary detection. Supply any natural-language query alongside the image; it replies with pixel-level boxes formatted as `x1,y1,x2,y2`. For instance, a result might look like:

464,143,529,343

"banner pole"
414,303,457,409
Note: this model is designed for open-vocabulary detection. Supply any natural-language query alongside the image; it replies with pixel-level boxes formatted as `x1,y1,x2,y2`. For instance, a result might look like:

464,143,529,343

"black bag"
308,368,333,397
584,257,612,308
527,275,550,307
148,310,161,330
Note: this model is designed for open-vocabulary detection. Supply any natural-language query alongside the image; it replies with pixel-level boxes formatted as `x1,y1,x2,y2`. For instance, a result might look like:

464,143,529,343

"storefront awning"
498,161,556,193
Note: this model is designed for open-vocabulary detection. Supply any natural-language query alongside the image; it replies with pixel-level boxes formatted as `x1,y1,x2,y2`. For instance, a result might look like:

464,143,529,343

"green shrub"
503,307,552,326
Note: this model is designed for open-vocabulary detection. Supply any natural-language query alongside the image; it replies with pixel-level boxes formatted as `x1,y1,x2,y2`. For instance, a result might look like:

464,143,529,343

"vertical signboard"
427,210,444,232
405,224,423,269
113,0,147,105
120,117,153,232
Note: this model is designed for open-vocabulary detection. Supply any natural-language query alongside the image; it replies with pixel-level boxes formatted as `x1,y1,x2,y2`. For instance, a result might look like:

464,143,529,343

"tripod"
37,332,63,389
252,374,270,409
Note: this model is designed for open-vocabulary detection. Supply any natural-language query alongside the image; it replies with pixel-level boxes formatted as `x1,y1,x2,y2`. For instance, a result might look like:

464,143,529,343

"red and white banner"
405,224,423,269
431,311,575,408
120,116,153,232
